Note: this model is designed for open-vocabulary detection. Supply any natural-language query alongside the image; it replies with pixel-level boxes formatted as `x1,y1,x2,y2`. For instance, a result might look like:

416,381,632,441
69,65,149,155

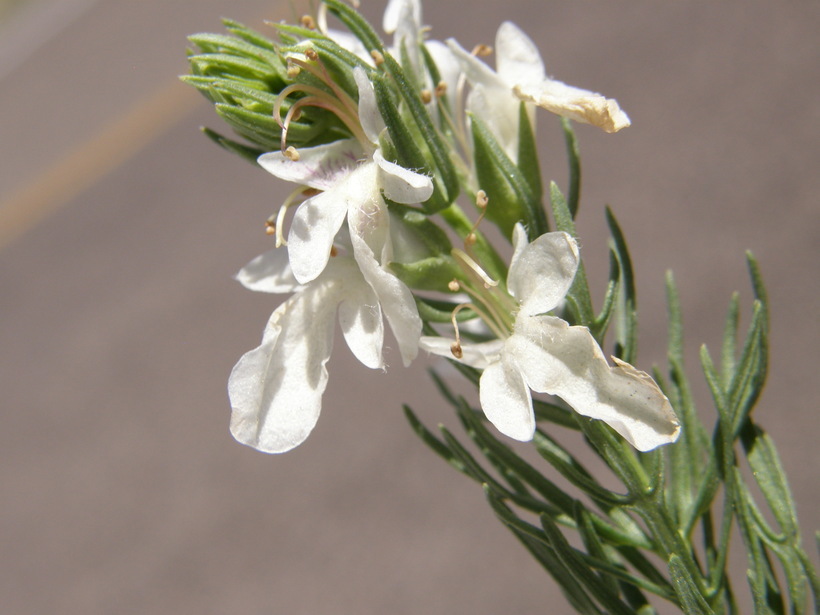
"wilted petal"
258,139,363,191
480,354,536,441
514,80,631,133
235,248,299,294
375,150,434,205
511,315,680,451
508,225,579,316
228,284,337,454
495,22,545,87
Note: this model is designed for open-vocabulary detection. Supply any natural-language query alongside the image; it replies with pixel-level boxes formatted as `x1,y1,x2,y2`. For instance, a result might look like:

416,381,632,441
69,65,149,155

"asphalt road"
1,1,818,613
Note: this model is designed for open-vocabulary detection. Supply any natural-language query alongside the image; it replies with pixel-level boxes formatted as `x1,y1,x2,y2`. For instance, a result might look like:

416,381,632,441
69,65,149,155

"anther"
265,220,276,236
300,15,316,29
287,64,301,79
435,81,447,97
450,341,463,359
329,245,339,258
284,146,300,161
465,232,477,247
370,49,385,66
448,279,460,292
420,90,432,104
305,48,319,62
472,44,493,57
475,190,488,209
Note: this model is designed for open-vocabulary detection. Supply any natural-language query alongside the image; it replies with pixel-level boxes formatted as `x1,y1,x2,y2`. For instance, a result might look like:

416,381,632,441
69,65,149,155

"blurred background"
1,0,817,613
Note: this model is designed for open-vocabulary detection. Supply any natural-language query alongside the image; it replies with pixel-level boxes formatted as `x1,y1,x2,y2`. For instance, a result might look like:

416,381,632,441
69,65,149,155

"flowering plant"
183,1,818,612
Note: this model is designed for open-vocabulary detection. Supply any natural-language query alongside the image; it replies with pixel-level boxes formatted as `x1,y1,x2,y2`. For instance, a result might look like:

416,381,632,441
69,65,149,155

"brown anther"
420,90,432,104
302,188,321,198
465,232,477,247
475,190,488,209
287,65,301,79
265,225,276,236
329,245,339,257
370,49,385,66
450,341,463,359
305,48,319,61
284,146,300,161
472,44,493,57
300,15,316,29
448,279,460,292
434,81,447,97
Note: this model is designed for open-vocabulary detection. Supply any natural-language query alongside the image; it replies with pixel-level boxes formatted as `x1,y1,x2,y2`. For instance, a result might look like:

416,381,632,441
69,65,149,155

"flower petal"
228,284,338,454
354,67,384,145
508,226,579,315
336,260,385,369
513,80,631,133
495,22,546,87
419,336,504,370
480,353,536,441
235,248,299,294
374,150,434,205
511,315,680,451
257,139,363,191
383,0,421,34
350,222,421,367
287,174,358,284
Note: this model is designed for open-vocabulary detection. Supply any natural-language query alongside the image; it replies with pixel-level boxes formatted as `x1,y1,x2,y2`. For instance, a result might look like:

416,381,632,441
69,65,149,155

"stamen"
287,64,301,79
450,341,463,359
305,48,319,62
472,44,493,57
284,146,300,161
265,218,276,236
300,15,316,30
370,49,385,66
475,189,488,209
452,248,498,288
420,90,432,104
448,279,460,292
330,245,339,257
435,81,447,97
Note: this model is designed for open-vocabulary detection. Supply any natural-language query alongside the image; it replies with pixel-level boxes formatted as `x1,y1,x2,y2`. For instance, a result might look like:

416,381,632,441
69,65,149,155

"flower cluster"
188,0,679,454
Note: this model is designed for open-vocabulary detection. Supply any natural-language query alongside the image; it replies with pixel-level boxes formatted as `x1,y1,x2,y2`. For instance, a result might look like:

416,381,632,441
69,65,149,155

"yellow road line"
0,80,201,250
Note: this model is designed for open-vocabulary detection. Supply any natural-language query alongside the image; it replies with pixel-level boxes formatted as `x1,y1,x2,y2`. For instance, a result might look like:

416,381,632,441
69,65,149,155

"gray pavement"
1,1,818,613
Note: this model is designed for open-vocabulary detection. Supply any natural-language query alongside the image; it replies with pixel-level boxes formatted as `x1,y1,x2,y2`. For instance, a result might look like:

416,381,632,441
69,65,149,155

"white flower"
448,21,630,148
258,67,434,285
420,225,680,451
228,234,422,454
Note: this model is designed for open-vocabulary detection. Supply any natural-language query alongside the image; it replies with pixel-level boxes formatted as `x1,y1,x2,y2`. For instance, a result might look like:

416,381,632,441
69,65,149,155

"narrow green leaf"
222,18,276,50
550,182,595,326
201,127,265,162
517,103,544,206
383,52,460,211
720,292,741,389
471,114,546,239
562,117,582,219
322,0,383,51
574,502,621,598
606,207,637,362
590,248,620,341
668,554,714,614
532,431,635,507
541,514,638,615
